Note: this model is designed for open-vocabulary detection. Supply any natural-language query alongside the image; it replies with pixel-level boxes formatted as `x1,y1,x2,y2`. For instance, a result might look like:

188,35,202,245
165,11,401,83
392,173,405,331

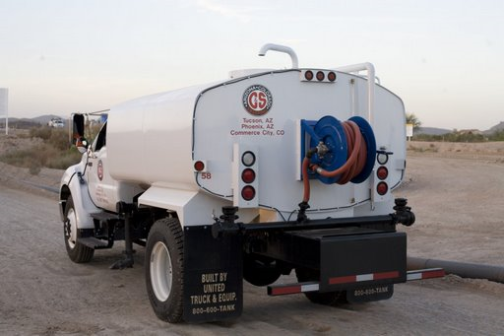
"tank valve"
212,206,240,238
296,201,310,223
393,198,415,226
316,141,329,159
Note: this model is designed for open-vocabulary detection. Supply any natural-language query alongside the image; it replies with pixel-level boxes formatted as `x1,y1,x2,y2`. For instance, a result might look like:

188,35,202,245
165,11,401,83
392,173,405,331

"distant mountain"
0,114,65,129
416,127,452,136
0,117,41,129
483,121,504,135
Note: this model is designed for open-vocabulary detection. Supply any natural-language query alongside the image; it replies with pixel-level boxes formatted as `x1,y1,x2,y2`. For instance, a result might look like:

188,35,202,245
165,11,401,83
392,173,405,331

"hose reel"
299,115,376,209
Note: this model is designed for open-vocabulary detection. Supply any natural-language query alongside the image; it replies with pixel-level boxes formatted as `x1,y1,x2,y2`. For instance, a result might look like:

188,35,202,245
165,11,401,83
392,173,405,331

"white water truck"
59,44,444,323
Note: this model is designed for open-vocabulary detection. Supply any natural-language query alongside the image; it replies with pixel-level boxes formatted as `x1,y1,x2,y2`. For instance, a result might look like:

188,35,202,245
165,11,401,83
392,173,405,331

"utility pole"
0,88,8,135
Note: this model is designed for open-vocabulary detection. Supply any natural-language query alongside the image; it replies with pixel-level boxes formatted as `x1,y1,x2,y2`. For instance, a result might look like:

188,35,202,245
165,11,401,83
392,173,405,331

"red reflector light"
316,71,325,81
304,70,314,81
241,168,256,183
328,72,337,82
194,161,205,172
377,166,388,180
377,182,388,195
241,186,256,201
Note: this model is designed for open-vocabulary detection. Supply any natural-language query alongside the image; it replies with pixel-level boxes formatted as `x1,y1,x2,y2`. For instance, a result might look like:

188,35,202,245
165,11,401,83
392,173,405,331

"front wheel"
64,196,94,263
145,217,184,323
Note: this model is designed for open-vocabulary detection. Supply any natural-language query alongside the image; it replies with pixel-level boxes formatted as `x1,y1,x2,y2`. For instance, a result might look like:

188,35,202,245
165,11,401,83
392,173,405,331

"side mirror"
72,114,88,153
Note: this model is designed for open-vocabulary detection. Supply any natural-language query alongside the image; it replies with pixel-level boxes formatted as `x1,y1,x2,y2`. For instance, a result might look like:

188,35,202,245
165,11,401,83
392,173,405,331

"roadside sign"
406,123,413,139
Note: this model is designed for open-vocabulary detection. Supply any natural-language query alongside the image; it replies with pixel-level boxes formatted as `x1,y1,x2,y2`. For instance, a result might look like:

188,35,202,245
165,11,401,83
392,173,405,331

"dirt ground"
1,132,503,335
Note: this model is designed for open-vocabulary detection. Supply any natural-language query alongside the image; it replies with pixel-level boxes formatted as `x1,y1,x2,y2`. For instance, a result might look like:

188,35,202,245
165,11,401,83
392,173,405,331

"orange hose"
302,120,368,203
302,157,311,203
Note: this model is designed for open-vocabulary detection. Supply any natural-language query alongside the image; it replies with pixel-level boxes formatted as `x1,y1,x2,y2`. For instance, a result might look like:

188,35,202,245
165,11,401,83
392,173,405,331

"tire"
296,268,346,306
64,196,94,263
145,217,184,323
243,255,282,286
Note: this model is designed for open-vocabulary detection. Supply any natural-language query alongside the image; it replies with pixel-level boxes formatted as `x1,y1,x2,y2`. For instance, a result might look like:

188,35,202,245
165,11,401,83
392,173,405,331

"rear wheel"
64,196,94,263
145,217,184,323
296,268,346,305
243,255,282,286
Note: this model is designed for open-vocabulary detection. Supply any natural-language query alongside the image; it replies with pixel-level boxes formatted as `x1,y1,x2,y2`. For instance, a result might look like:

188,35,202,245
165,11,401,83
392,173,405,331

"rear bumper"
253,228,408,292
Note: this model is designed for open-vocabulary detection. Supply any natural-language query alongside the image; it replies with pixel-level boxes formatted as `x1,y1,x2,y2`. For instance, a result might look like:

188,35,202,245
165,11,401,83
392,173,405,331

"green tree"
406,113,422,131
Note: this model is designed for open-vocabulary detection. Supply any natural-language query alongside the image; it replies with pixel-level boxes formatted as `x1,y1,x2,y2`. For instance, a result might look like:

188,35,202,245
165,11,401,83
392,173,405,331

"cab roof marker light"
300,70,336,83
305,70,314,81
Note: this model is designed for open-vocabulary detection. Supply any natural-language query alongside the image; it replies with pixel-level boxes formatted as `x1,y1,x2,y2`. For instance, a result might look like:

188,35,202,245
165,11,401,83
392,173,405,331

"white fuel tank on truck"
106,67,406,221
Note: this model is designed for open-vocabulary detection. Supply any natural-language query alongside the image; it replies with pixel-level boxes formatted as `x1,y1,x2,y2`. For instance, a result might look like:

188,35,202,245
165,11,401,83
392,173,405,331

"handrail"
335,62,375,126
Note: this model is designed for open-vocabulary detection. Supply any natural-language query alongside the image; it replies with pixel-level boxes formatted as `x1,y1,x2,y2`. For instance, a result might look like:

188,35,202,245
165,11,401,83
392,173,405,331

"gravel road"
1,150,504,335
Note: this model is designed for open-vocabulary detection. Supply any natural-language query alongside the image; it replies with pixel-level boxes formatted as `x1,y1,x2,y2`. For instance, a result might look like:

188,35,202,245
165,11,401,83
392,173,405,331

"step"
90,211,119,222
78,237,111,249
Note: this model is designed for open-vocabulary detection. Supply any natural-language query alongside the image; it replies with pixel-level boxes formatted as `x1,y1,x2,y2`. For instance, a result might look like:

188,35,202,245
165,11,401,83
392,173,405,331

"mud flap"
183,226,243,323
320,231,407,296
347,284,394,303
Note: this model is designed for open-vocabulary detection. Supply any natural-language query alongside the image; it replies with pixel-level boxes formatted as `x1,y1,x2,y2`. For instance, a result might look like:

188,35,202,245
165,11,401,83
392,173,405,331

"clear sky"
0,0,502,130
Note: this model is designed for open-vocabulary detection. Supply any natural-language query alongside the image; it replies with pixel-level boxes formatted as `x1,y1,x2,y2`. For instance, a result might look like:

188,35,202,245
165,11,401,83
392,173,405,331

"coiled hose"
302,120,368,203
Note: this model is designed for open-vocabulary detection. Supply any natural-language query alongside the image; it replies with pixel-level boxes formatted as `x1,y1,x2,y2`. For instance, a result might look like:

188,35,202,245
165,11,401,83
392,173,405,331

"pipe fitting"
258,43,299,69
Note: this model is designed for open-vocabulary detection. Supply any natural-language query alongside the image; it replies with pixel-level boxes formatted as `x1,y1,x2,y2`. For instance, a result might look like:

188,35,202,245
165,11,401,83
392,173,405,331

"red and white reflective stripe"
329,271,400,285
407,268,445,281
268,282,319,296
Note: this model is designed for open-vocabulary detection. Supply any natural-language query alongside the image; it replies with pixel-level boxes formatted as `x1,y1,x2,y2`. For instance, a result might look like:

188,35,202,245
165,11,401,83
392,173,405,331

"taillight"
304,70,314,81
233,144,259,207
194,160,205,172
241,186,256,201
327,71,337,82
377,182,388,195
316,71,325,81
242,168,256,183
377,166,388,180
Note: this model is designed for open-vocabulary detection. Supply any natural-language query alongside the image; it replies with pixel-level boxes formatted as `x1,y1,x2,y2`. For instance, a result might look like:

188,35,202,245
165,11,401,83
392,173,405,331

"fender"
59,161,101,229
138,186,259,227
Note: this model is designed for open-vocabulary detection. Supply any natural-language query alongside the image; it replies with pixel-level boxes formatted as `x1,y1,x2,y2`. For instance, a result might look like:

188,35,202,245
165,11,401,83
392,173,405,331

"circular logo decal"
97,160,104,181
243,85,272,116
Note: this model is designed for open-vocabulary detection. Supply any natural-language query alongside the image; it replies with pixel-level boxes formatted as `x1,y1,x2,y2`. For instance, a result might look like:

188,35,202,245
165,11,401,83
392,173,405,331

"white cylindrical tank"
107,69,406,216
107,83,218,191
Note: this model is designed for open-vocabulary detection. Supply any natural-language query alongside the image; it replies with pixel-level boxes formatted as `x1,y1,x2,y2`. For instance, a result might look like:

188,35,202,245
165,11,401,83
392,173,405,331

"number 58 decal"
201,172,212,179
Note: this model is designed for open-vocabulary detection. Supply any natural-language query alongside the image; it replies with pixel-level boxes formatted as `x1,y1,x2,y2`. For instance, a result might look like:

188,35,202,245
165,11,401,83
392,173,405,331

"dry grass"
0,127,81,175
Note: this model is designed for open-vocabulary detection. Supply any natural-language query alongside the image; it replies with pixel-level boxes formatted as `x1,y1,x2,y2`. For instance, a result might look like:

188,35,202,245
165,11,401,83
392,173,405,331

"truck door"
86,122,117,212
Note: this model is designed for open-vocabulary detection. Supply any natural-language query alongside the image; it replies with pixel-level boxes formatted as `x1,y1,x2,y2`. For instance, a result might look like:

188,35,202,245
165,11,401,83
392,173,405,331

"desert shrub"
49,128,70,151
1,120,101,171
413,132,486,143
489,130,504,141
407,144,438,153
46,148,82,169
407,145,423,152
28,160,42,175
0,144,81,171
29,126,53,140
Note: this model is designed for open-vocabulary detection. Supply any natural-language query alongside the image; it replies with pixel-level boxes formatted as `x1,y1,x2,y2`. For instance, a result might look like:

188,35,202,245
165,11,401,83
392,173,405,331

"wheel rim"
150,241,173,302
65,208,78,249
